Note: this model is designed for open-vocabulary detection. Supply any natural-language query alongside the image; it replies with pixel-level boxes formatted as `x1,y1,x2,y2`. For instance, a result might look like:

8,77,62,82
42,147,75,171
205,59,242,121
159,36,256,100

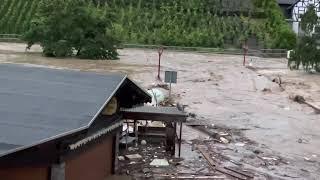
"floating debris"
150,159,170,166
125,154,143,161
118,156,125,161
220,137,230,144
235,143,245,147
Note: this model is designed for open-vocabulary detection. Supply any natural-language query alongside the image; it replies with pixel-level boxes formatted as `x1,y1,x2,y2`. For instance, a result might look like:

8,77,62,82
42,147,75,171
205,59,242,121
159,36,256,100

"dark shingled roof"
0,64,129,157
277,0,298,5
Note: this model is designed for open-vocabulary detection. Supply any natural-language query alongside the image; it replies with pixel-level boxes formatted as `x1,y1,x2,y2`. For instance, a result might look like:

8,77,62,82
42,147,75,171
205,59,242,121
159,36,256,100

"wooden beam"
179,122,182,157
197,146,250,180
123,112,186,122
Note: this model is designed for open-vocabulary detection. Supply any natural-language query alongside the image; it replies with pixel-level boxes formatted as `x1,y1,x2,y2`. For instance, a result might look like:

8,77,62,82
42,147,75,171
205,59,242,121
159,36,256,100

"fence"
0,34,288,58
123,44,288,58
0,34,23,42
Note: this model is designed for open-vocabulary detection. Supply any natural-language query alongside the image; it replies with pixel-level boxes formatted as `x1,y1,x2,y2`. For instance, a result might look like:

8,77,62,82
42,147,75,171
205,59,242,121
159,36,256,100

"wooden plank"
205,148,254,178
138,132,166,137
225,167,254,178
174,176,225,179
304,101,320,113
214,167,248,180
179,122,183,157
197,146,219,166
155,174,225,179
197,146,250,180
123,112,186,122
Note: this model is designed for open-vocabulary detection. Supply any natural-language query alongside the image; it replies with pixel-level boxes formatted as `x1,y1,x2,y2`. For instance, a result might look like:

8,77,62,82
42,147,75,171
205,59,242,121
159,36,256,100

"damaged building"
0,64,151,180
0,64,187,180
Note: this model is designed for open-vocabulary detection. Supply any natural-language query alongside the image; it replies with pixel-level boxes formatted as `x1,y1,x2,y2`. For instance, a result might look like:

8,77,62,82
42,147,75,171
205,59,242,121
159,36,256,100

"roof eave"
0,75,135,159
88,75,128,126
287,0,301,9
0,75,151,159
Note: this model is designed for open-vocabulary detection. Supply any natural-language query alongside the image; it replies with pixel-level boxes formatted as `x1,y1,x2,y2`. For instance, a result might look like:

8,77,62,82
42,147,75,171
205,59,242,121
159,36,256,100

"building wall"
0,166,49,180
292,0,320,34
65,135,114,180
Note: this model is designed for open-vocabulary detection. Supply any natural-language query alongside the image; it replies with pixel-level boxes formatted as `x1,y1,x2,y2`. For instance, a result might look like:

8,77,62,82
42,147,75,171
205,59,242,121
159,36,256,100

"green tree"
300,5,318,35
3,0,295,49
24,0,119,60
289,5,320,72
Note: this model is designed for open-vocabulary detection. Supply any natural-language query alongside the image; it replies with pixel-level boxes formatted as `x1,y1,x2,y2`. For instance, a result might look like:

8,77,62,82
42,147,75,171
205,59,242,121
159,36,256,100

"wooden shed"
0,64,151,180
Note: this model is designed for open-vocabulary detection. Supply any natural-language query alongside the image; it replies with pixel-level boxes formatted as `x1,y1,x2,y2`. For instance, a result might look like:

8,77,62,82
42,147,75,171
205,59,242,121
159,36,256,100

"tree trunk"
76,47,82,56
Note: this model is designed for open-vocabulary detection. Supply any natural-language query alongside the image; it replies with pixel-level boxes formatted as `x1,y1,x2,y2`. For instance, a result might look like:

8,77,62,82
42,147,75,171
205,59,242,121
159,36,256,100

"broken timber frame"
197,146,254,180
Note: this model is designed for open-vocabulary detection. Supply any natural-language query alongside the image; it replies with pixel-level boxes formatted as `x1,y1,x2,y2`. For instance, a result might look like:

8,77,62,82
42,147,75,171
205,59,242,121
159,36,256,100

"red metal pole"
243,49,247,66
243,42,248,66
158,55,161,79
157,47,164,80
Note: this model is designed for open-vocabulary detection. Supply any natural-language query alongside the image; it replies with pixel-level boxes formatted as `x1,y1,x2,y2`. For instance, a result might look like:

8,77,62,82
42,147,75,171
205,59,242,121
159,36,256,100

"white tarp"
150,159,169,166
147,88,168,106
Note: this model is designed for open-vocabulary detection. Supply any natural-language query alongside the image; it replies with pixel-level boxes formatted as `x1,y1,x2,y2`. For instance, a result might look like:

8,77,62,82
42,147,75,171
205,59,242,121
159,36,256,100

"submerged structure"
0,64,150,180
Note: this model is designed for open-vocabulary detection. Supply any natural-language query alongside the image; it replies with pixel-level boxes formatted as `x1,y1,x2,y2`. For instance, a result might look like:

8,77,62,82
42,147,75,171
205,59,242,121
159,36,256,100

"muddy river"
1,43,320,179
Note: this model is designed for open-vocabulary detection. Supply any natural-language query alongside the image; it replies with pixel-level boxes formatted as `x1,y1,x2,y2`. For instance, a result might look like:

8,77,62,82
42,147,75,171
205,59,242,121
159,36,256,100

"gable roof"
0,64,150,157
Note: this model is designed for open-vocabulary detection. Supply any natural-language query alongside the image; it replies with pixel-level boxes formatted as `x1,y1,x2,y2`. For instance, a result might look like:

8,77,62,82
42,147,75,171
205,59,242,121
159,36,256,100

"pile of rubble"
117,143,215,179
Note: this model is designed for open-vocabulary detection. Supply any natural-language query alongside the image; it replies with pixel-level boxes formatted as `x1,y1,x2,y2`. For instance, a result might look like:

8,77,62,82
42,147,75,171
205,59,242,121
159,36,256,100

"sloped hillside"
0,0,39,34
107,0,295,48
0,0,295,49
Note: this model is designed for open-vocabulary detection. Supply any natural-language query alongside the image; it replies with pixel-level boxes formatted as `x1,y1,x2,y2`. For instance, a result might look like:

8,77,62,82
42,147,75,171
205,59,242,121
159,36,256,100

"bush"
24,0,119,60
275,26,297,49
78,36,119,59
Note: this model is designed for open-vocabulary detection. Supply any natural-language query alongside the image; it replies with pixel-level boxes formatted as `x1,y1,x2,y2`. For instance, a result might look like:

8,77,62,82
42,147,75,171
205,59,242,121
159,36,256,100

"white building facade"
291,0,320,34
